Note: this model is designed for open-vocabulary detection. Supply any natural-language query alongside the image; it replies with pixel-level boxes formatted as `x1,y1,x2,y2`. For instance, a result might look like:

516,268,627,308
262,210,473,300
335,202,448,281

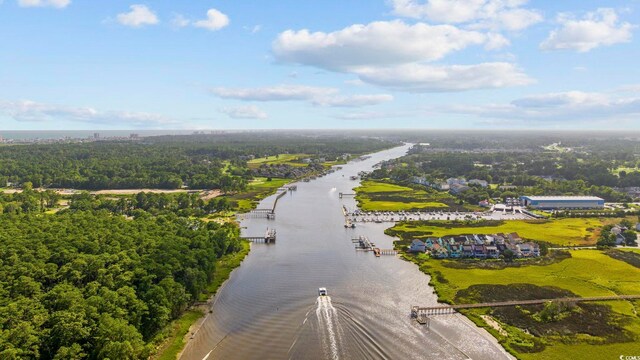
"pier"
411,294,640,318
351,236,396,257
339,192,356,199
241,228,277,244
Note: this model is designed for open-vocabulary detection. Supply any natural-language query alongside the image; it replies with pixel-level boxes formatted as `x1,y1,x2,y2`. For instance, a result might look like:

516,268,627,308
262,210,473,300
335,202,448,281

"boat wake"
316,296,344,360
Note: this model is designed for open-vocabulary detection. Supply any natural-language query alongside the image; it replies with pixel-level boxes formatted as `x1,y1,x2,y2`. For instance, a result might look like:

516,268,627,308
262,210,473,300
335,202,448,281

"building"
409,240,426,253
468,179,489,187
520,196,604,210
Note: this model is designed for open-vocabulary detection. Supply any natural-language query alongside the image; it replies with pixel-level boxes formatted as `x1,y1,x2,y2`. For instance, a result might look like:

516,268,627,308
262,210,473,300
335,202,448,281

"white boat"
318,287,328,296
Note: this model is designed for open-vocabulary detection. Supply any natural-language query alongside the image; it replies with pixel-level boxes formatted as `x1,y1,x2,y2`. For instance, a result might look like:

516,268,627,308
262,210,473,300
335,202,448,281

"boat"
318,287,328,296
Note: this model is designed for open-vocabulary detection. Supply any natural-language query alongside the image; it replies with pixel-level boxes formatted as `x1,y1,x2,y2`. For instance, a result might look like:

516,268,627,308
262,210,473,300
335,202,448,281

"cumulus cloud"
311,94,394,107
540,8,635,52
116,4,159,28
18,0,70,8
220,105,267,120
354,62,533,92
0,100,173,127
437,91,640,122
389,0,542,31
210,85,392,107
171,14,190,28
194,8,229,31
211,85,337,101
273,20,500,71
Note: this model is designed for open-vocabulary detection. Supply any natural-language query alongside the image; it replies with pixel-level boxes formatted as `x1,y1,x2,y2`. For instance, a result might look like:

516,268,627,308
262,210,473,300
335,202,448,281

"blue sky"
0,0,638,130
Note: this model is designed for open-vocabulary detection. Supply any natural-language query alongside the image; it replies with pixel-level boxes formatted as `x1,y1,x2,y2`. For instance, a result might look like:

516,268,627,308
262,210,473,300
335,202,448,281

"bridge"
411,294,640,318
241,228,277,244
339,192,356,199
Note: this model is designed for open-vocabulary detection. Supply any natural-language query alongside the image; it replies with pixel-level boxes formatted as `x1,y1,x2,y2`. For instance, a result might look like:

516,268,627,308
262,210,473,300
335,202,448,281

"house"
508,232,522,243
447,178,467,186
409,239,426,253
462,244,474,257
449,244,463,258
450,183,470,194
486,245,499,258
432,244,449,259
473,244,487,258
469,179,489,188
412,176,430,186
479,199,491,207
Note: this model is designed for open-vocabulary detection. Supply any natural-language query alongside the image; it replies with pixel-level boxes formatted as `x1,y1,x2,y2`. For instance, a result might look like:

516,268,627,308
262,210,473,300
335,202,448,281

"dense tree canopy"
0,211,241,359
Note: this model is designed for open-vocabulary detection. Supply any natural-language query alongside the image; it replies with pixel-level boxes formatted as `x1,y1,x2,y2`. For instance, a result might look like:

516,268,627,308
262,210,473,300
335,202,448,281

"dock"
241,228,277,244
351,236,396,257
411,294,640,318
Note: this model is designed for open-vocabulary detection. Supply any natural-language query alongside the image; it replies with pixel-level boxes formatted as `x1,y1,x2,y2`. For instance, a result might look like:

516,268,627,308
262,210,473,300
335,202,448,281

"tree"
622,230,638,246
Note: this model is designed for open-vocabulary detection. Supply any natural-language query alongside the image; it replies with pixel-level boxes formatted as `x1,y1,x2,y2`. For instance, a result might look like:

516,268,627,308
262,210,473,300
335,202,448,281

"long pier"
412,294,640,317
351,236,396,257
247,184,297,219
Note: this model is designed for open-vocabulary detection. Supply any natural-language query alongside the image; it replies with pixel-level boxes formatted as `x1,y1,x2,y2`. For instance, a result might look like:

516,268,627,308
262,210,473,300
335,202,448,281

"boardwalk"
412,294,640,317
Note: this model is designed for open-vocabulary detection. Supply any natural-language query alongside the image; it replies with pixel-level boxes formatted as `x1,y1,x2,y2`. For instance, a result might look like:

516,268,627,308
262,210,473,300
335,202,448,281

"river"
180,144,513,360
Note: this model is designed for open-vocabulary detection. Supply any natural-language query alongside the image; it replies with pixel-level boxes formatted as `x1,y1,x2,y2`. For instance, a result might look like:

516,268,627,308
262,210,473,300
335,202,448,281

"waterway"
180,144,513,360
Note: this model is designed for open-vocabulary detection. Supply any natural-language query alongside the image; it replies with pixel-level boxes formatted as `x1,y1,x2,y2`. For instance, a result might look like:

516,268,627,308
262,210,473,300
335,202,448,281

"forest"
0,210,241,359
0,132,394,190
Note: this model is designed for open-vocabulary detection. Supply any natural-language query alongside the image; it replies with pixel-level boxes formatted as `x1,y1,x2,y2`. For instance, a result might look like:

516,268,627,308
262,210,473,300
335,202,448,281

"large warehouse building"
520,196,605,210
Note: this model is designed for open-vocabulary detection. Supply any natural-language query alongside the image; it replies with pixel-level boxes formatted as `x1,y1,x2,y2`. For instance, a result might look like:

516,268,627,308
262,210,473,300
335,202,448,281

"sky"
0,0,639,130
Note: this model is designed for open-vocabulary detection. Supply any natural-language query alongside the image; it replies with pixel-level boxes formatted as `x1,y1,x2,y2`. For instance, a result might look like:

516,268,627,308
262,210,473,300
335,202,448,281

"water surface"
181,145,513,360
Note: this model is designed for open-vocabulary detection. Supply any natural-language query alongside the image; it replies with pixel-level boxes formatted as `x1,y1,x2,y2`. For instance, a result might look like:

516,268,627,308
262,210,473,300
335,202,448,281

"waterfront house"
462,244,474,257
473,244,487,258
409,240,426,253
486,245,499,258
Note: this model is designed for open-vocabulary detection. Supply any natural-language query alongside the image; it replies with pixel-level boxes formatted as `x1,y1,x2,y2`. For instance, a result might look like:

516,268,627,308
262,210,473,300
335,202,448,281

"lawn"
247,154,309,169
354,180,456,211
227,177,290,212
388,218,608,246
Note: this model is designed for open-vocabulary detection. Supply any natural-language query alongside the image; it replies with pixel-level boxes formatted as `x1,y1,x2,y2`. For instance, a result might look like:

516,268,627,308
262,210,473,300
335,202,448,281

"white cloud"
389,0,542,31
0,100,173,127
540,8,635,52
273,20,497,71
436,90,640,122
194,8,229,31
220,105,267,120
211,85,393,108
354,62,533,92
211,85,338,102
312,94,394,107
171,14,190,28
116,4,159,28
18,0,70,8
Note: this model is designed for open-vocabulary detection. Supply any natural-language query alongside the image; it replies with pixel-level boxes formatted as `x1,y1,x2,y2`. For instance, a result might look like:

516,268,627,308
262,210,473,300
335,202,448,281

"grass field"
354,180,456,211
388,218,609,246
247,154,309,169
228,177,290,212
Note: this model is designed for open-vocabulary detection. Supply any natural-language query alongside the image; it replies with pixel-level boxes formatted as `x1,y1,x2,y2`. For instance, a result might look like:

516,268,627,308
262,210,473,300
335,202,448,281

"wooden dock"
241,228,277,244
411,294,640,317
339,192,356,199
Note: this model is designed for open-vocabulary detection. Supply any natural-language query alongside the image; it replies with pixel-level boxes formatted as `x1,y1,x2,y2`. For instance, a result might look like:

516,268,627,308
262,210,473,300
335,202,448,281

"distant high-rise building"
93,132,100,139
130,133,139,139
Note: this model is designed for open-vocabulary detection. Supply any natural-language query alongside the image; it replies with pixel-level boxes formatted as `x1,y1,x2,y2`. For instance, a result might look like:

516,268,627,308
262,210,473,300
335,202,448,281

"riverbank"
153,241,251,360
390,222,640,359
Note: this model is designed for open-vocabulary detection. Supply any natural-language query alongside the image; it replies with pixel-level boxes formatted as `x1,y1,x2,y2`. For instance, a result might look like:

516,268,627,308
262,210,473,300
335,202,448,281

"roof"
521,196,604,201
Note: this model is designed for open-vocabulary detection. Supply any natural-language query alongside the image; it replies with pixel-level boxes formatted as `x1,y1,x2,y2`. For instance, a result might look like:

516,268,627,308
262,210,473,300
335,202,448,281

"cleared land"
247,154,309,168
388,218,609,246
354,180,455,211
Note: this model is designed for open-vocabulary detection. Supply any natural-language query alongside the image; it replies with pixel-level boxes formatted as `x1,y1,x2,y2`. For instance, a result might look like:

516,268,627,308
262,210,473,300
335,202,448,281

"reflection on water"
180,145,513,360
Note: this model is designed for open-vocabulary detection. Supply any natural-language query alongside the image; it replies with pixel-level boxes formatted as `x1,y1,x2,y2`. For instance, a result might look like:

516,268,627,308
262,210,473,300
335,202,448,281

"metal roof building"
520,196,604,210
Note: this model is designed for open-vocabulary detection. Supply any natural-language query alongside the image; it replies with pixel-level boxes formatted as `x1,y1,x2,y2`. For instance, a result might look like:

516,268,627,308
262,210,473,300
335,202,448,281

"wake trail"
316,296,342,360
